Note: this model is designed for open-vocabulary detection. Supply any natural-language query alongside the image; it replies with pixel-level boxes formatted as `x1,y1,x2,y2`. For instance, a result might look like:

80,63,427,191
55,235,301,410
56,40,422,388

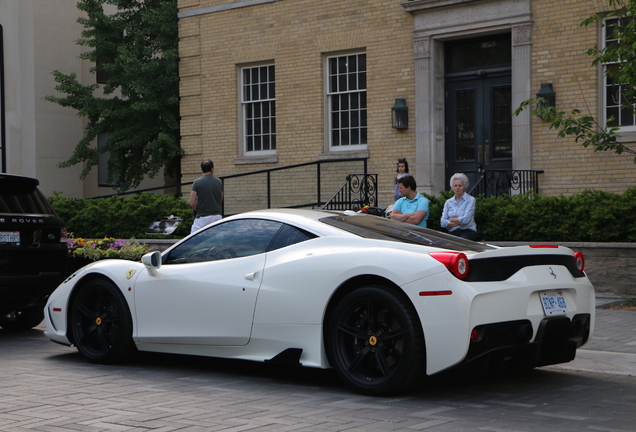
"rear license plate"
540,291,568,316
0,231,20,245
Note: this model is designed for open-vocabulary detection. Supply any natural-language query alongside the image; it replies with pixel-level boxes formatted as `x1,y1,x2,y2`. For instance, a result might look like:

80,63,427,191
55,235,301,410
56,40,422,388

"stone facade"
529,0,636,195
178,0,416,209
178,0,636,210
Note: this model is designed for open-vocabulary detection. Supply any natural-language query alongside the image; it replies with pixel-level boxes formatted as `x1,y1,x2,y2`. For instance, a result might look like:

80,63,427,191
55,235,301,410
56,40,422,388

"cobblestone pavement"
0,293,635,432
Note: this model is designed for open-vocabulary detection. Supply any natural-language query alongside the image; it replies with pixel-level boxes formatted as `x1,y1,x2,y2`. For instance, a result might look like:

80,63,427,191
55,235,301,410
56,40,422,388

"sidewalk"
547,292,636,376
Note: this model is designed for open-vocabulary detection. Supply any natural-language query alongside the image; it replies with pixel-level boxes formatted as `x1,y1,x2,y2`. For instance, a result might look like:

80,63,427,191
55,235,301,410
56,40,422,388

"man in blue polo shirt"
390,175,429,227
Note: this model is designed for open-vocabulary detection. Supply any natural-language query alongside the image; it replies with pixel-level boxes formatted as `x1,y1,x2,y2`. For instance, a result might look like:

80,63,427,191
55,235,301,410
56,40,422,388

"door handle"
244,272,259,281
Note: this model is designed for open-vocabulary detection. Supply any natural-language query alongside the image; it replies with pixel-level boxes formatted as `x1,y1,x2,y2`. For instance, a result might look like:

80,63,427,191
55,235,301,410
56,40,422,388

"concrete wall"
1,0,84,197
492,242,636,297
1,0,167,199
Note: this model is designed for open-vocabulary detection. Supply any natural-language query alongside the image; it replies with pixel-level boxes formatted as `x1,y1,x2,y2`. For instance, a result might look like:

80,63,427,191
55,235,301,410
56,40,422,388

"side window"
164,219,283,264
268,224,317,252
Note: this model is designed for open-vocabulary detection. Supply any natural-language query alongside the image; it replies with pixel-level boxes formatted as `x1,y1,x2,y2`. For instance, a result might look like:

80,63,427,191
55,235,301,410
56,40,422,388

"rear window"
0,176,54,214
320,213,495,252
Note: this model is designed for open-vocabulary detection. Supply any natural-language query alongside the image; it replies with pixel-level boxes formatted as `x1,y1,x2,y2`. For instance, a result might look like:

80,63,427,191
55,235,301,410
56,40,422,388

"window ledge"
234,155,278,165
319,149,370,160
616,130,636,143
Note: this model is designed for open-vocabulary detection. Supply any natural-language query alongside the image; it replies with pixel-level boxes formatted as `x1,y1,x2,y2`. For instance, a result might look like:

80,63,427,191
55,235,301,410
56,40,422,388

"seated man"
390,175,429,228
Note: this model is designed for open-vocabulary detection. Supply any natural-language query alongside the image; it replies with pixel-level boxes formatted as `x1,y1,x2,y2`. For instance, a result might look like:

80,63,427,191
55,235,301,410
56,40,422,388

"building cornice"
402,0,482,13
178,0,279,19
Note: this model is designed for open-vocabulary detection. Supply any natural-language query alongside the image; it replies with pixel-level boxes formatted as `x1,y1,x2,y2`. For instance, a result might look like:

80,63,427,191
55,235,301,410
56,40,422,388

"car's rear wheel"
70,279,135,363
0,307,45,331
326,286,426,395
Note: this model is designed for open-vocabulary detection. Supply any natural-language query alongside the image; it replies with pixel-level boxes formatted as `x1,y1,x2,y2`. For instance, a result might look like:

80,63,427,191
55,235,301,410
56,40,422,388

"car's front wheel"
70,279,135,363
326,286,426,395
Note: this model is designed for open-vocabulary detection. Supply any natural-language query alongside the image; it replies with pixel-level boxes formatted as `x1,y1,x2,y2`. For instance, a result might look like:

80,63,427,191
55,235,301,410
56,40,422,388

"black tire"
70,279,135,363
326,286,426,396
0,307,45,331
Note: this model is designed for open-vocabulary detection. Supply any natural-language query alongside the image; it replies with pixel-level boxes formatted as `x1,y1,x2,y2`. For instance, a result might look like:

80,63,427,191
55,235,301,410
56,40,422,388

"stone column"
511,24,533,170
413,37,445,195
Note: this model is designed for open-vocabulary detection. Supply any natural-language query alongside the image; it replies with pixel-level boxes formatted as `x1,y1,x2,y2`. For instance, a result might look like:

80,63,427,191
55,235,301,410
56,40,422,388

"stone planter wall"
490,242,636,297
140,239,636,297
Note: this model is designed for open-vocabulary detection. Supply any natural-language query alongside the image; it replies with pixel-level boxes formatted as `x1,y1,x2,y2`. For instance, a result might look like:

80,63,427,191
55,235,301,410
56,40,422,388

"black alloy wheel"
70,279,135,363
326,286,426,395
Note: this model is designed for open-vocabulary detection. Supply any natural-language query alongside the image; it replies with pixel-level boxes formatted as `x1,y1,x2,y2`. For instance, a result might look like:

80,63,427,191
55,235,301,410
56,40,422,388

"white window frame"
325,52,368,152
239,63,276,157
602,17,636,133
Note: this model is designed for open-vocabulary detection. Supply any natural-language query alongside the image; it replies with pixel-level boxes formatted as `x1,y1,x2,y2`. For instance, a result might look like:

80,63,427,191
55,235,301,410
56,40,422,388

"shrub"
50,187,636,242
428,186,636,242
472,187,636,242
50,192,193,239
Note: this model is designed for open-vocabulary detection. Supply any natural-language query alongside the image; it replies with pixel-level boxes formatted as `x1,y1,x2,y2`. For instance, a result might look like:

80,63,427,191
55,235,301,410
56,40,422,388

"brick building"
177,0,636,210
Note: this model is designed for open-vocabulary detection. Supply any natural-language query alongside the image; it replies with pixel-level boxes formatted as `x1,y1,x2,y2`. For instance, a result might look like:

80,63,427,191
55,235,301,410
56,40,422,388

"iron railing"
469,169,544,197
90,158,370,214
320,174,379,211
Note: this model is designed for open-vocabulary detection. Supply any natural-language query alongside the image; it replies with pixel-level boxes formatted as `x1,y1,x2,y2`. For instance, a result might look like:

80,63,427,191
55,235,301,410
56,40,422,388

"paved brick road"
0,299,635,432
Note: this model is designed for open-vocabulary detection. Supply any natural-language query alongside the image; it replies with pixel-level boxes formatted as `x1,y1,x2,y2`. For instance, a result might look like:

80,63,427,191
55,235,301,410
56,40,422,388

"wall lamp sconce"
536,83,556,112
392,98,409,129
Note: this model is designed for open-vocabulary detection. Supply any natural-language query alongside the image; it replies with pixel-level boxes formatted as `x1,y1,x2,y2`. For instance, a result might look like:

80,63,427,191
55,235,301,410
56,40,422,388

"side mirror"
141,251,162,275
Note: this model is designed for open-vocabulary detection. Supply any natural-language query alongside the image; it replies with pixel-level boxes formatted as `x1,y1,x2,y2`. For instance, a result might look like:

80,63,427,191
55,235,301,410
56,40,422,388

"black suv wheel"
0,174,68,330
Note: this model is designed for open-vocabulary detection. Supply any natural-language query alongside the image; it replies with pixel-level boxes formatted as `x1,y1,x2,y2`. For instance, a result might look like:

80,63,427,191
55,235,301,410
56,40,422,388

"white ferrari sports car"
45,209,594,395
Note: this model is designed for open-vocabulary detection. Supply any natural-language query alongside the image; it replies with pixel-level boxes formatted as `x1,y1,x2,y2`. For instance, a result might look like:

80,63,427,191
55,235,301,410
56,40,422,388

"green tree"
45,0,182,192
514,0,636,163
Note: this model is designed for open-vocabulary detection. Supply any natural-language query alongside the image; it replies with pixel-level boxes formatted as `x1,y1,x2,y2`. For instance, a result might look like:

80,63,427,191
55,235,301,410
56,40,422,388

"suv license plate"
540,291,568,316
0,231,20,245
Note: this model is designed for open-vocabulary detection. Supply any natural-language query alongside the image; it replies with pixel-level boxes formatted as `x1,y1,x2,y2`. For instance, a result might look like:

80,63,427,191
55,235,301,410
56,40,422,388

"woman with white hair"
440,173,477,240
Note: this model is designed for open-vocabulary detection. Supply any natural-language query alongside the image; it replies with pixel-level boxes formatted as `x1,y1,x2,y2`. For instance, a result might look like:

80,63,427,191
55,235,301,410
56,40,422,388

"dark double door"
445,74,512,188
444,34,513,189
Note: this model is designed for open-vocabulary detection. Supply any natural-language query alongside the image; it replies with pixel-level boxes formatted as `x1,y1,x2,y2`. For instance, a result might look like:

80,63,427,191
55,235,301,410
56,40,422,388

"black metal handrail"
469,169,544,197
89,158,370,214
320,174,379,211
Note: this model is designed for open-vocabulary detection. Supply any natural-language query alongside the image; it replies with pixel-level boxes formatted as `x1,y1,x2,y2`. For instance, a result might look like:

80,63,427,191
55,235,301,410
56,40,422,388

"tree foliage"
45,0,182,192
514,0,636,163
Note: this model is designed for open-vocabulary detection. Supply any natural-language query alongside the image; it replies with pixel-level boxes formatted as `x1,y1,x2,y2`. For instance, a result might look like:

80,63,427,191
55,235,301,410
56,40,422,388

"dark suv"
0,174,68,330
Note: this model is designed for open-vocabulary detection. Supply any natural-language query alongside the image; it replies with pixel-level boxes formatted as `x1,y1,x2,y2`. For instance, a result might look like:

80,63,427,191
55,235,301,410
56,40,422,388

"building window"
603,17,635,128
241,64,276,154
98,133,116,187
327,53,367,149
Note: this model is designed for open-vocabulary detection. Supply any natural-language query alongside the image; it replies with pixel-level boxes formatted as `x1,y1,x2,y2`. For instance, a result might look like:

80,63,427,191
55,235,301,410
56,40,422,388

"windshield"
320,214,495,252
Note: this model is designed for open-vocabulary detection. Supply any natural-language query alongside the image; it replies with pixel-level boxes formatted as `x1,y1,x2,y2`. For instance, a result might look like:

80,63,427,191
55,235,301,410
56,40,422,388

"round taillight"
430,252,470,279
456,255,468,277
574,251,585,272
